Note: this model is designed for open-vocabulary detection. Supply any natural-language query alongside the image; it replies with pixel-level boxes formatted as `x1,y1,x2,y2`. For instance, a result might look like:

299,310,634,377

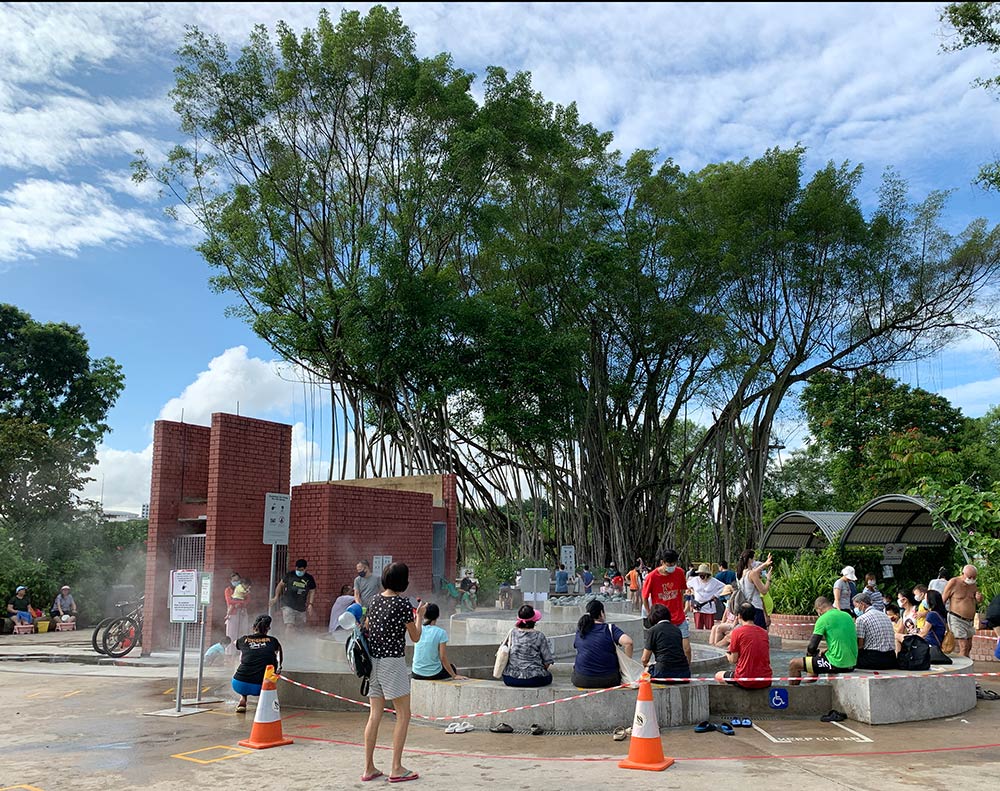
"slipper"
718,723,735,736
388,771,419,783
489,723,514,733
455,721,474,733
820,710,847,722
235,704,247,713
529,724,544,736
740,718,753,728
361,771,384,782
694,721,716,733
445,722,460,734
613,726,628,741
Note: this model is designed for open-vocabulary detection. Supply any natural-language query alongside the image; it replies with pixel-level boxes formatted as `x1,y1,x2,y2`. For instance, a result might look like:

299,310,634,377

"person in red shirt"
641,549,691,663
714,603,772,689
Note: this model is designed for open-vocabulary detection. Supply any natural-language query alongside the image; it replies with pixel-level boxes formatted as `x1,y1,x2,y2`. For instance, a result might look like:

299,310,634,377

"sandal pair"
445,721,474,733
612,726,632,741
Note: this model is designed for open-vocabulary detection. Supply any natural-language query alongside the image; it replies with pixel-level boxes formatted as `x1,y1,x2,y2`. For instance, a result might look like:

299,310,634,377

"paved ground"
2,631,1000,790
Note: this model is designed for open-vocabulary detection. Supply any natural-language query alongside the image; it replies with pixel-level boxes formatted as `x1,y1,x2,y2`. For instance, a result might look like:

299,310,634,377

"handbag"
492,629,514,679
927,621,954,665
941,628,956,654
608,624,645,686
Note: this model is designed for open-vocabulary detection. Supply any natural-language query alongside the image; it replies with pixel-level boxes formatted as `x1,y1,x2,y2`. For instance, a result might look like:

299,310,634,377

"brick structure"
144,412,457,653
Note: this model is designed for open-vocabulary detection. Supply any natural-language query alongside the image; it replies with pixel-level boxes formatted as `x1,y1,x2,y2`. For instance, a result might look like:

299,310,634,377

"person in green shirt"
789,596,858,685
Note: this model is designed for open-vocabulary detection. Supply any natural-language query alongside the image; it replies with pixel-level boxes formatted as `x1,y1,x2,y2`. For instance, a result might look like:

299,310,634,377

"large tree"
140,6,1000,567
0,304,125,532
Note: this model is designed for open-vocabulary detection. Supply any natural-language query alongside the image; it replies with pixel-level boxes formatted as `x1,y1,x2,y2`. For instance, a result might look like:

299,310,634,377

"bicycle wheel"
91,617,117,654
103,616,141,658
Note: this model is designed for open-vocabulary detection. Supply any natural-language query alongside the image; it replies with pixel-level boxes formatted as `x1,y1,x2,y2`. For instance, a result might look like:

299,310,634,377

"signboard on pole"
560,544,576,574
263,492,291,545
373,555,393,578
170,569,199,624
199,573,213,607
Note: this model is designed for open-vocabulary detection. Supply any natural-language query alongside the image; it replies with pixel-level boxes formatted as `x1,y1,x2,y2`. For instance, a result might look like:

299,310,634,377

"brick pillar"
204,414,292,643
143,421,211,655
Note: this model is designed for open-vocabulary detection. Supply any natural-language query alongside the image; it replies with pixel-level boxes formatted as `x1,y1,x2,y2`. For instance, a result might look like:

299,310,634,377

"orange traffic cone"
238,665,293,749
618,673,673,771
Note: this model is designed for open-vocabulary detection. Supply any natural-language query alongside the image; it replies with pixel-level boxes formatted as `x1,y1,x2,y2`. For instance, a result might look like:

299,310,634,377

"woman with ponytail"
572,599,635,688
232,613,283,713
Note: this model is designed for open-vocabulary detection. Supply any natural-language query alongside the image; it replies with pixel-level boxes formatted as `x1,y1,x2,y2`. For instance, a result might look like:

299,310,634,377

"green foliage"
470,554,536,601
769,544,842,616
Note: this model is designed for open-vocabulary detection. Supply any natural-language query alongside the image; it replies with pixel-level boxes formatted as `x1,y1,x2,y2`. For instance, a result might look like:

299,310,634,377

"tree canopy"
139,6,1000,566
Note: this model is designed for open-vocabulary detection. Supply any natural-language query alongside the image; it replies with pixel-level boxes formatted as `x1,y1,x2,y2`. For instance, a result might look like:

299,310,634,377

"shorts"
694,611,715,630
369,656,411,700
722,669,770,689
232,678,262,697
676,619,690,639
947,612,975,639
282,607,307,627
803,653,852,674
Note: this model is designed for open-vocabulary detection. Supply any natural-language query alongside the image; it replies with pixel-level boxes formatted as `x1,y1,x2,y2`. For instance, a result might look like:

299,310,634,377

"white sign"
560,545,576,574
373,555,393,578
263,492,291,544
881,543,906,565
199,573,213,607
170,596,199,623
171,569,198,597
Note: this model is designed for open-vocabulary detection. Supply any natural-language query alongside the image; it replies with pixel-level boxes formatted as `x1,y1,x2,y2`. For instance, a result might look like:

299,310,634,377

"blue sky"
3,2,1000,511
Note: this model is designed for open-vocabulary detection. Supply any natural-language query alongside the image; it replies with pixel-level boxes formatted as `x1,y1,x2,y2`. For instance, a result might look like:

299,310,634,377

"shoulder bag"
608,624,644,686
492,628,515,679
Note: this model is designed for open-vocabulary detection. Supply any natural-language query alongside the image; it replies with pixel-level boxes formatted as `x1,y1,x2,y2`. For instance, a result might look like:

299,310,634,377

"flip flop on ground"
820,710,847,722
718,723,735,736
694,721,715,733
455,721,474,733
488,723,514,733
388,771,420,783
529,724,544,736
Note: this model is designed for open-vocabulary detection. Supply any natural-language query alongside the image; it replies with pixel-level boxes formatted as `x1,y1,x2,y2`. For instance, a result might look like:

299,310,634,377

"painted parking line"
162,686,211,695
62,690,81,699
752,721,873,744
1,786,47,790
171,745,254,764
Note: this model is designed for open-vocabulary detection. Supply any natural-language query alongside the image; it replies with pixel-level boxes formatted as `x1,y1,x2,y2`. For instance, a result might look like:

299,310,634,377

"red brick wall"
203,414,292,643
769,613,819,641
142,421,211,654
972,629,999,662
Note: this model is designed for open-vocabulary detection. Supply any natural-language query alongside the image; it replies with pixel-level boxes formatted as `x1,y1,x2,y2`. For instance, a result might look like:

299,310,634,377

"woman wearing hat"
689,564,725,630
51,585,77,623
833,567,858,617
501,605,554,687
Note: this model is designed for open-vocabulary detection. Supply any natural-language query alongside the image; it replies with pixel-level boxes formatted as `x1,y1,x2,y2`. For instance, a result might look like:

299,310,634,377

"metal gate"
431,522,447,592
167,533,205,649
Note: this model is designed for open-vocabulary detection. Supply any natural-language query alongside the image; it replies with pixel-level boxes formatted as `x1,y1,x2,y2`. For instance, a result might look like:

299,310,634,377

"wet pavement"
2,630,1000,790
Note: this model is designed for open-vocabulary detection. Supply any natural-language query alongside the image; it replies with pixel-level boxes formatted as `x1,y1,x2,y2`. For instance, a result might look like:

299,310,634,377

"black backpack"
346,626,373,695
897,634,930,671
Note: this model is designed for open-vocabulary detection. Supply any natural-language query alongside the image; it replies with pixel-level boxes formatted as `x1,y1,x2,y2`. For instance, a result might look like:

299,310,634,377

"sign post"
263,493,291,615
560,545,576,577
144,569,209,718
182,572,223,706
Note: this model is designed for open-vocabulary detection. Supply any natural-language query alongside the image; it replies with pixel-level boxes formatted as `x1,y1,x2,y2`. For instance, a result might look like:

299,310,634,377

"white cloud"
0,179,166,262
80,443,154,514
938,377,1000,419
158,346,298,425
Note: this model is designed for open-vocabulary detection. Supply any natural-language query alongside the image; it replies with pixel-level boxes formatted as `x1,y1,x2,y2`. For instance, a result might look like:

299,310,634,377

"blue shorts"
677,619,690,639
232,679,262,697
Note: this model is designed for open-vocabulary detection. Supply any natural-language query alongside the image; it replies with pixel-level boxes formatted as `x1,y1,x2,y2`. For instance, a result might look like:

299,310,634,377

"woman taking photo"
572,599,635,688
501,605,554,688
232,614,283,713
735,550,772,629
362,562,425,784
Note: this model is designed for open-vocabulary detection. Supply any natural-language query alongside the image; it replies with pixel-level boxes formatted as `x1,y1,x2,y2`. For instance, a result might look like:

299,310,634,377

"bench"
55,621,77,631
13,623,35,634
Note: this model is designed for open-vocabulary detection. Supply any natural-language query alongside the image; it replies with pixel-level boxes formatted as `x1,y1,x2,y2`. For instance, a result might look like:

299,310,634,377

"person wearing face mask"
853,592,897,669
863,574,885,611
942,564,984,657
354,560,381,612
224,571,249,655
641,550,692,664
271,558,317,631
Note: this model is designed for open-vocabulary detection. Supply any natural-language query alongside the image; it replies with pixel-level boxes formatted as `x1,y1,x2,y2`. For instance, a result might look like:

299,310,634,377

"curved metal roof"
838,494,961,549
759,511,853,551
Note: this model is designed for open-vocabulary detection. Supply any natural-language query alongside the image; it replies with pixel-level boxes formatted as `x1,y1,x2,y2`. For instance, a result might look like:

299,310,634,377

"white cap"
841,566,857,581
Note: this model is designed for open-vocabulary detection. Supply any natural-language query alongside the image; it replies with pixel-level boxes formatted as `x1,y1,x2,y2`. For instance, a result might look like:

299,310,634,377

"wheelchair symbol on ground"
769,689,789,709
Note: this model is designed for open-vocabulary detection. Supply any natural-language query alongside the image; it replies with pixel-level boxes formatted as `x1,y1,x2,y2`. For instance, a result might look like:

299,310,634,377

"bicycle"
91,597,144,657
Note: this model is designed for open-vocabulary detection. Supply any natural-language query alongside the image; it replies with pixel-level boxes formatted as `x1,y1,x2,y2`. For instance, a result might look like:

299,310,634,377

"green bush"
769,544,842,615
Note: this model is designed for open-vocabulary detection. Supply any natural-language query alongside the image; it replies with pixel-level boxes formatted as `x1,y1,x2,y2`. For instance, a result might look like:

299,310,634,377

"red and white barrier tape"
275,673,628,721
649,671,1000,683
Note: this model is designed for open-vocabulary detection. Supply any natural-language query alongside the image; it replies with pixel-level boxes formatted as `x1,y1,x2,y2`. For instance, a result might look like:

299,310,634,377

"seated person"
7,586,33,624
709,601,738,647
328,584,357,632
412,603,468,680
498,582,514,610
461,582,478,612
572,599,634,688
853,591,897,669
204,636,232,665
714,603,771,689
50,585,77,623
501,605,554,688
916,589,949,657
641,604,690,684
789,596,858,685
884,602,900,626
